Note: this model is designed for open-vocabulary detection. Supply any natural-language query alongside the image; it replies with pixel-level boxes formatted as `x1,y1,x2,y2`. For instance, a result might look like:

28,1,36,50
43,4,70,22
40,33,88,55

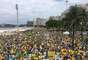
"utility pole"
72,23,75,49
16,4,20,46
65,0,69,8
16,4,19,32
61,0,69,43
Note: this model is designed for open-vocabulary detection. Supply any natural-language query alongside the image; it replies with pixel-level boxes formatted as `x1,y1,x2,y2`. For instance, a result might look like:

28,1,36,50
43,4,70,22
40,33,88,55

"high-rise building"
34,17,47,26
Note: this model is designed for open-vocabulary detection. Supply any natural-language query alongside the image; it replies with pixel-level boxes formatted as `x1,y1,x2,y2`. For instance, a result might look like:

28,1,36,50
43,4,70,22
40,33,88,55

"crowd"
0,30,87,60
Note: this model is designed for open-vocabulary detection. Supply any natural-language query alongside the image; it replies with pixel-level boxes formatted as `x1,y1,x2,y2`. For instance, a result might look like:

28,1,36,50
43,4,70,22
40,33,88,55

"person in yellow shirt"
69,49,74,55
48,51,55,60
61,48,67,56
71,55,75,60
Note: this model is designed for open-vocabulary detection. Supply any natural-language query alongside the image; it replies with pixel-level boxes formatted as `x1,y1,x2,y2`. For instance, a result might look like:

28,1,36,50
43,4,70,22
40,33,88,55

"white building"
34,17,47,26
78,4,88,11
49,16,62,20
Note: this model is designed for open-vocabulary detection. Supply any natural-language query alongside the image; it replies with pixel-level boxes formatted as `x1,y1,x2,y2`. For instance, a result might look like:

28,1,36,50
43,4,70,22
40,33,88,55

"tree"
26,21,33,27
62,5,88,48
46,16,64,30
46,18,58,29
63,5,88,31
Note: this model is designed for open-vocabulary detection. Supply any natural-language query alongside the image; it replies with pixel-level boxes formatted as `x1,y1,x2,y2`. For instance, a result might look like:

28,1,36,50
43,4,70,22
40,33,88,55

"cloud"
0,0,88,24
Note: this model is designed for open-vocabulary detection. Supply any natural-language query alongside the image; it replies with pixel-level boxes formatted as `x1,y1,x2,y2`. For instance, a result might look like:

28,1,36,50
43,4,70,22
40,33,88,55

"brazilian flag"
23,51,29,58
15,50,21,58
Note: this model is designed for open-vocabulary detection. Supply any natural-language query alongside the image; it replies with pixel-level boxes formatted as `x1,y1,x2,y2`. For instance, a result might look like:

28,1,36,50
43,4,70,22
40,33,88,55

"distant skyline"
0,0,88,24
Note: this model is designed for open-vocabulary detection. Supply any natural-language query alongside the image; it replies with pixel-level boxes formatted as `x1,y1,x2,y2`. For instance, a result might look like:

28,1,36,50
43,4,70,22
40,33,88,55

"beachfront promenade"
0,27,33,35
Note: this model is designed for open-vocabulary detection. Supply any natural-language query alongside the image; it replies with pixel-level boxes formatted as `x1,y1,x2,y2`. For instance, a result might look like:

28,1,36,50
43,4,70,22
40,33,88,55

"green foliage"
46,5,88,31
26,21,33,27
63,5,88,31
46,18,64,29
57,20,64,30
46,20,58,29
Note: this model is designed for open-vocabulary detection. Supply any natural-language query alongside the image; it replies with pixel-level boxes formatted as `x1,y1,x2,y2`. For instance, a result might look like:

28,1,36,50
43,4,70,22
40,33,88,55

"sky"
0,0,88,24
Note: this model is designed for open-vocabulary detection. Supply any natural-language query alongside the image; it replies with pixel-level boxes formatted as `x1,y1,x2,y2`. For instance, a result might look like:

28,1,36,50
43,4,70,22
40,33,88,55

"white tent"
63,31,70,35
